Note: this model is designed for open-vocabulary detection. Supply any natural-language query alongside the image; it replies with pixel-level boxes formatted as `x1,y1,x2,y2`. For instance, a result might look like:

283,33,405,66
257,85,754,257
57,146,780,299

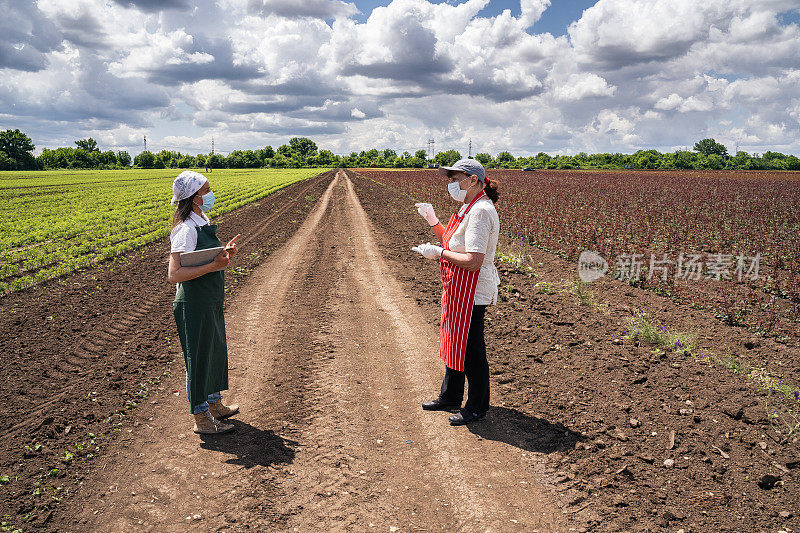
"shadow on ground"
200,419,298,468
467,406,585,453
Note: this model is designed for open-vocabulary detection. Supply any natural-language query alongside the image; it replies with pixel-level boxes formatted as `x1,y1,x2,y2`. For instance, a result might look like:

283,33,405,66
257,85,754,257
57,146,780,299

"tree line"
1,129,798,171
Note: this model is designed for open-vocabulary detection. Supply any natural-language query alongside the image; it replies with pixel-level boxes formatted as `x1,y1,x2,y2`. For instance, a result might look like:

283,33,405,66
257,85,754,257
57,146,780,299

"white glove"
412,242,443,260
414,202,439,226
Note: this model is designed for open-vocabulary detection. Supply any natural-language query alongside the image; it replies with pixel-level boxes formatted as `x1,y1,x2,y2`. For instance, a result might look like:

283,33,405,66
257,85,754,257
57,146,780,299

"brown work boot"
193,411,234,434
208,400,239,420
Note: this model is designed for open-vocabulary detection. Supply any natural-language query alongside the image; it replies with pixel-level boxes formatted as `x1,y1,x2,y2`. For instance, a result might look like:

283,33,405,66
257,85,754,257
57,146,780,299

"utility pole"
209,136,215,173
468,138,472,158
143,135,146,152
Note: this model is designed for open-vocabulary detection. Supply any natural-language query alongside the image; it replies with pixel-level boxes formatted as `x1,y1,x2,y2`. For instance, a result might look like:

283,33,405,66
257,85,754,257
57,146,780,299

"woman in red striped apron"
412,159,500,425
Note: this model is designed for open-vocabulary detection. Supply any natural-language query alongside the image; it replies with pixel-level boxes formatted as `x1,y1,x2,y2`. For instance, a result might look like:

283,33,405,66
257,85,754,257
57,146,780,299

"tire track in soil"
62,170,567,532
7,296,163,439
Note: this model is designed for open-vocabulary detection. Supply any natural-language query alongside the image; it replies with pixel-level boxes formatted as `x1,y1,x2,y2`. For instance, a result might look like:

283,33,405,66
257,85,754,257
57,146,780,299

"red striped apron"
439,191,486,372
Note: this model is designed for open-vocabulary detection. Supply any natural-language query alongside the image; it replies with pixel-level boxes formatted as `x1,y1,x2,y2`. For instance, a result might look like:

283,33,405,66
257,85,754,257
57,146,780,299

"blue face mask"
199,191,215,212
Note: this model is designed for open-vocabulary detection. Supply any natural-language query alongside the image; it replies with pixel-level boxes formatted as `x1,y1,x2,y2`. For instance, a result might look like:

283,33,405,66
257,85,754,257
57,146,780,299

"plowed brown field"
0,169,797,532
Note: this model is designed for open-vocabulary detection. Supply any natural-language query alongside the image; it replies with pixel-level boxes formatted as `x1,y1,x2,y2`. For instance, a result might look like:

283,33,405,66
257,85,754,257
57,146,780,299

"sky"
1,0,799,157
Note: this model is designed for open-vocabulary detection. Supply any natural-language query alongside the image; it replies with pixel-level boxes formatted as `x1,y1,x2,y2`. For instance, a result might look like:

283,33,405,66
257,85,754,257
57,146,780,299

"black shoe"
449,410,485,426
422,399,461,411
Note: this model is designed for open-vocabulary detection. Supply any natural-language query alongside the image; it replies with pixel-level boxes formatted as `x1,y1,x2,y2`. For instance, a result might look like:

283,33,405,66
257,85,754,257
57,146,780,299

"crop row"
0,168,325,295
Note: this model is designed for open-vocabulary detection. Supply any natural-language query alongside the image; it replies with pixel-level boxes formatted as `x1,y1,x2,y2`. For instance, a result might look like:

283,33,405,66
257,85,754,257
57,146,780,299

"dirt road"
65,171,567,531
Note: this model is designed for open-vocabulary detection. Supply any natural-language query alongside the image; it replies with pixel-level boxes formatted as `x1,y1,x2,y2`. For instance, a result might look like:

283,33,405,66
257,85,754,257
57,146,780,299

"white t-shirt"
446,196,501,305
170,211,209,253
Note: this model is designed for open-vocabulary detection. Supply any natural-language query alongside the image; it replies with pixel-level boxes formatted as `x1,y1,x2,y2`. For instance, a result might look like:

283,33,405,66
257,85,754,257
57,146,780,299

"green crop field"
0,168,326,295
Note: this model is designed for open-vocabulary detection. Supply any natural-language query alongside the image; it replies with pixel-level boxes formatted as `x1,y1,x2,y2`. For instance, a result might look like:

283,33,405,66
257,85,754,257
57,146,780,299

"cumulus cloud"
0,1,63,71
247,0,358,20
655,93,682,111
520,0,551,28
232,114,346,136
334,5,455,82
552,73,616,101
110,0,191,12
1,0,799,155
569,1,720,69
331,0,550,102
0,45,170,148
653,93,713,113
55,11,108,49
113,32,261,84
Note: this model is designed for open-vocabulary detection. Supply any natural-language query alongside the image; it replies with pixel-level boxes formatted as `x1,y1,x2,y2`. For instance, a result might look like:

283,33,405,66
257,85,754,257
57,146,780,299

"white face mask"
448,179,468,203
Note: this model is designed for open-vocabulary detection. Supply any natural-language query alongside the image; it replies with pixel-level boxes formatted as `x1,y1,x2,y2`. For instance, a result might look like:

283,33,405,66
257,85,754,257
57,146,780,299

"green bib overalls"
173,224,229,411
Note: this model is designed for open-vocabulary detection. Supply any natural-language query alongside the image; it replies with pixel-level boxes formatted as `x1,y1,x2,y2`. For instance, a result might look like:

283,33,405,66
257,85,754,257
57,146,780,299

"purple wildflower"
795,391,799,402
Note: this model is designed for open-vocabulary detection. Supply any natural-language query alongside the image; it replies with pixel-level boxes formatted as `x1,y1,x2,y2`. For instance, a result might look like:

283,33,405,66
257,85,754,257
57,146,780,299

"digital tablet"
179,246,225,267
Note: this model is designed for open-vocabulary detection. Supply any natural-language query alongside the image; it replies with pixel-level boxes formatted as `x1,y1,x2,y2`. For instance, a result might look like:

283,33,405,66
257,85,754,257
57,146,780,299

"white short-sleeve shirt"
446,196,501,305
170,211,209,253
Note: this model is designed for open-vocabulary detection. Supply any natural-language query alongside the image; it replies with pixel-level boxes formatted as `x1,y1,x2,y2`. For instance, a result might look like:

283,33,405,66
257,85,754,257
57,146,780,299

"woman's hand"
412,242,443,260
212,249,231,269
225,234,241,258
416,203,446,242
415,203,439,226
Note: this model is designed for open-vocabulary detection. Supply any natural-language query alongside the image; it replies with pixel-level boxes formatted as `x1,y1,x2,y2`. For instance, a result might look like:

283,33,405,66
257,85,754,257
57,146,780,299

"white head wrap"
171,170,207,205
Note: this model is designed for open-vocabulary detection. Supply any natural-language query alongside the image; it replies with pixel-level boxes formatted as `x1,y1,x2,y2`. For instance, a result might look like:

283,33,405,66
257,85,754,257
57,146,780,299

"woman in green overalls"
168,171,240,434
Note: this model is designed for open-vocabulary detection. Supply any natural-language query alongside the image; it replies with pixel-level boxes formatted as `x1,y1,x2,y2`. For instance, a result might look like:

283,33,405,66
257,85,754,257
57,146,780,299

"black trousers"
438,305,489,416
